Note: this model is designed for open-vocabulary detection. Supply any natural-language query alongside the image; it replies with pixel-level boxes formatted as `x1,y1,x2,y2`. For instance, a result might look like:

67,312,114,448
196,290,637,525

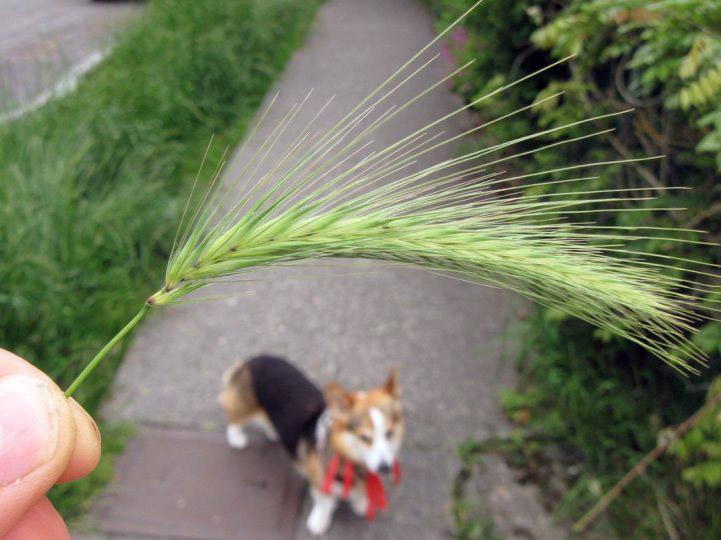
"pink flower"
451,26,469,45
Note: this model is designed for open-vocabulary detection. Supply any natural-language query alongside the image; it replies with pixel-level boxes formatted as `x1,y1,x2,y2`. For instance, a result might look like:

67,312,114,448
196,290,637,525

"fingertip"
56,400,102,484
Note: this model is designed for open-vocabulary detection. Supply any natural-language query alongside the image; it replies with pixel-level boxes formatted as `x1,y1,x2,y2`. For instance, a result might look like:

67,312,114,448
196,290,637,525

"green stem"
64,304,151,398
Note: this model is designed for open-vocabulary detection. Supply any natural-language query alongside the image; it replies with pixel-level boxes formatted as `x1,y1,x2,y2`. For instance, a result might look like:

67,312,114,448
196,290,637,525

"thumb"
0,374,77,538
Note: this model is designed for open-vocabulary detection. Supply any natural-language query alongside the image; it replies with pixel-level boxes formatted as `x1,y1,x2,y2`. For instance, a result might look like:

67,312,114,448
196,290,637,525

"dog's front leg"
348,484,368,517
225,423,248,449
307,487,338,536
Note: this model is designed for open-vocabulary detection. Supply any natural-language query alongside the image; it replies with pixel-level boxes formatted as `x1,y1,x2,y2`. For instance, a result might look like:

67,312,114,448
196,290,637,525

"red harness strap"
365,471,388,520
321,454,341,494
321,454,402,521
342,459,354,498
392,458,402,485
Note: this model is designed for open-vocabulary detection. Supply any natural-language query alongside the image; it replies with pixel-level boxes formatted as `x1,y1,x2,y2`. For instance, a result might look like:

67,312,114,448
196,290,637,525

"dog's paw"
349,493,368,517
306,508,332,536
226,424,248,449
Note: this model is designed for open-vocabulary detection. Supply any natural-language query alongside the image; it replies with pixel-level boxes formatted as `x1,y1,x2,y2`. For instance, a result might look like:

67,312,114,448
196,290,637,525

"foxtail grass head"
66,0,719,398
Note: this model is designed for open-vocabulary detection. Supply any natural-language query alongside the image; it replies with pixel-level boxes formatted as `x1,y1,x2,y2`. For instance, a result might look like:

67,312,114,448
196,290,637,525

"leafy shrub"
426,0,721,536
670,378,721,490
532,0,721,171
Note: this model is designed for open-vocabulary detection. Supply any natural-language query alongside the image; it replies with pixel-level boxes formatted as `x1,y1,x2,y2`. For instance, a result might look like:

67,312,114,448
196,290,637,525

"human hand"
0,348,101,539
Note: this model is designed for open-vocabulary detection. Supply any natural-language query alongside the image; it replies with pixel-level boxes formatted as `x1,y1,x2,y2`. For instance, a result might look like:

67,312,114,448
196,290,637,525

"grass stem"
64,304,151,398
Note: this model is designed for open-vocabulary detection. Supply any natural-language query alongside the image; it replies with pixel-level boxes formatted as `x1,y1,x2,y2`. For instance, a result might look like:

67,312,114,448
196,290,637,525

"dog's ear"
384,367,399,397
324,382,354,412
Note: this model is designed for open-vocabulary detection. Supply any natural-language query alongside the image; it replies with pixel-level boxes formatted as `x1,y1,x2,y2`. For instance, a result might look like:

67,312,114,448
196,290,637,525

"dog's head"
324,369,404,474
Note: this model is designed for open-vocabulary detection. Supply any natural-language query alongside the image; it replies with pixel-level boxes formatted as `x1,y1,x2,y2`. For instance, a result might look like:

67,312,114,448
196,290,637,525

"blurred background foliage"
426,0,721,537
0,0,320,519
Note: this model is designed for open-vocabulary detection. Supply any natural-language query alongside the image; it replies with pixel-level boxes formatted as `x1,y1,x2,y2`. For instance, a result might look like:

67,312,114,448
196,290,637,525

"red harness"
321,454,402,520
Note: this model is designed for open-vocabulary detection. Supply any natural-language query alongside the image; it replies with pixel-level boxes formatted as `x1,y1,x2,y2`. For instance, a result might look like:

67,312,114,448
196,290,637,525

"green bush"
0,0,321,519
427,0,721,536
669,378,721,490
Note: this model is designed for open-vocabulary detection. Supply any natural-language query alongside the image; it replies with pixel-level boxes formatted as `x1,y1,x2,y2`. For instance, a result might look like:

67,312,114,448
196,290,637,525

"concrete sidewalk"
82,0,564,538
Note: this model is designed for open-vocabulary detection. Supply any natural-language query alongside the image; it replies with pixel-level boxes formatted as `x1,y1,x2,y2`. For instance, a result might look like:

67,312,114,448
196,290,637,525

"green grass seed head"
67,0,720,397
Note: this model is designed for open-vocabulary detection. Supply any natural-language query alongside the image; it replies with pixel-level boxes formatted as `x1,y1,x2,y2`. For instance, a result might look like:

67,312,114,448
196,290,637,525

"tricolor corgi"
219,355,404,536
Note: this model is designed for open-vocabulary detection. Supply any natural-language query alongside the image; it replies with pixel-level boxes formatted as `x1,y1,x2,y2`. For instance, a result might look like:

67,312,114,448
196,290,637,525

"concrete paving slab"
474,456,567,540
89,427,304,540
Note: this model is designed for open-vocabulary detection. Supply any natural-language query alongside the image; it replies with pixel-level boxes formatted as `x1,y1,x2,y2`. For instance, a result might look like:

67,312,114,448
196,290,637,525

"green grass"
452,440,503,539
0,0,321,519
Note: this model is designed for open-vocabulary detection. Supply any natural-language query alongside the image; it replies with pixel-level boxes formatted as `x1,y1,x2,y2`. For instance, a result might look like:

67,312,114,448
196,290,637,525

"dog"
218,355,404,536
